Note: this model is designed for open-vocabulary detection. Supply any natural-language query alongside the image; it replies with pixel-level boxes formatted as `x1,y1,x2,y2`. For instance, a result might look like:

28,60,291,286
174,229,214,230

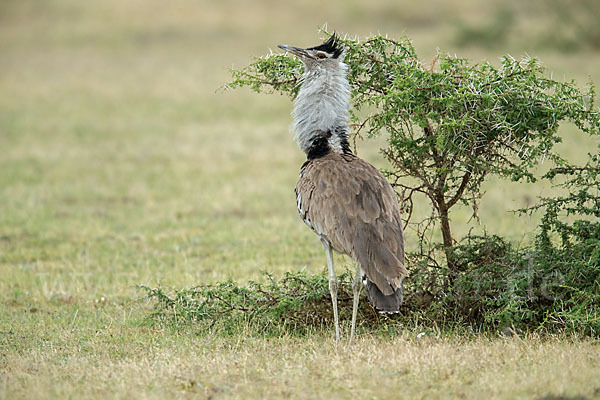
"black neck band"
306,131,331,160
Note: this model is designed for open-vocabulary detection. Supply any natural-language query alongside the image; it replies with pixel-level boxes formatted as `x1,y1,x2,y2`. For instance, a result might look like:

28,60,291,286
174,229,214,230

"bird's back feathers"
295,152,408,307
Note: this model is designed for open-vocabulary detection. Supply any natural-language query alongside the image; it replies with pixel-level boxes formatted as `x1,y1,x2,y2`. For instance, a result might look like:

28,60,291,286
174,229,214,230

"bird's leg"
322,239,340,343
350,263,362,343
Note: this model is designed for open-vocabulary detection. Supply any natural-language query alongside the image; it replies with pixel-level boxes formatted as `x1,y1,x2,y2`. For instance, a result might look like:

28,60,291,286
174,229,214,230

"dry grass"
3,321,600,400
1,0,599,398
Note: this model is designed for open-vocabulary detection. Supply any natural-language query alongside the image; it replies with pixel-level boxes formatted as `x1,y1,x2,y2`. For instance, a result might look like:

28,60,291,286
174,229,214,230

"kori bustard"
278,34,408,342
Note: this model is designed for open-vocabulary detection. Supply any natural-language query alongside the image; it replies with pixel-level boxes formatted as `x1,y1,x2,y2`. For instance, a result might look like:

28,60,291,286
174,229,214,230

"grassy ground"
1,0,599,398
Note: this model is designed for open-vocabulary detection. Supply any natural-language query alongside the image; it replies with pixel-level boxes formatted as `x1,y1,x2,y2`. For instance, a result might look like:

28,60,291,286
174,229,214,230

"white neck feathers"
291,61,351,155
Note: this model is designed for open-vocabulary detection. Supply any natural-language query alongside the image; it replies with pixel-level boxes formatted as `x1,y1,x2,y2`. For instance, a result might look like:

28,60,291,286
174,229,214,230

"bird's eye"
315,52,328,59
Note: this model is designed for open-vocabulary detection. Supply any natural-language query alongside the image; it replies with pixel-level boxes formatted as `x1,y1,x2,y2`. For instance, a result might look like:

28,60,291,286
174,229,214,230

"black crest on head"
308,34,344,59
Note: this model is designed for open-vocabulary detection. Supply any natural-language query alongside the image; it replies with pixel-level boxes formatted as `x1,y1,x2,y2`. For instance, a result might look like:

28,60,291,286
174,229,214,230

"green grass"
1,0,599,398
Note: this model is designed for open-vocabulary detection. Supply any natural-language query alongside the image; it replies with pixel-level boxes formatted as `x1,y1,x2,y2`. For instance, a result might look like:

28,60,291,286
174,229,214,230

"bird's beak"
278,44,312,59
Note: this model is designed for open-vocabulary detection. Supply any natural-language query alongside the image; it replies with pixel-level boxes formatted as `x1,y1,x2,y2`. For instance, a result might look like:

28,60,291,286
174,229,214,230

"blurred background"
1,0,599,298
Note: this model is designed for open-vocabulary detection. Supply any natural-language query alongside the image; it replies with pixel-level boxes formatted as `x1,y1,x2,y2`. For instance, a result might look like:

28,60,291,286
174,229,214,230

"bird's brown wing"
296,153,407,295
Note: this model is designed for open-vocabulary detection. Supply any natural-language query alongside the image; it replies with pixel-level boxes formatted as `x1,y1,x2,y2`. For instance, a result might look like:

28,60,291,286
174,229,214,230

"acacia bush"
144,32,600,337
226,32,599,270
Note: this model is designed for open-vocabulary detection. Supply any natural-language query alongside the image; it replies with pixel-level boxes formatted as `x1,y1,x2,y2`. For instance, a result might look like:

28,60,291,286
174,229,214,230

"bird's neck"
292,63,352,159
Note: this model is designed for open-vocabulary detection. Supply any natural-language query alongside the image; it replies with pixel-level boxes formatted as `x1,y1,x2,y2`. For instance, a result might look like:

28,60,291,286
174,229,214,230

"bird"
278,34,408,342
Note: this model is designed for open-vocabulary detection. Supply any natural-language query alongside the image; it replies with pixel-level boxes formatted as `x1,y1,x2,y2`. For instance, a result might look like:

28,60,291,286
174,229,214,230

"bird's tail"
363,276,403,313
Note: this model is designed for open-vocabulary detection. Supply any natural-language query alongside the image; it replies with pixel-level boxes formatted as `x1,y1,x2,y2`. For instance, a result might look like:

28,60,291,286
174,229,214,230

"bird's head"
278,34,345,70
